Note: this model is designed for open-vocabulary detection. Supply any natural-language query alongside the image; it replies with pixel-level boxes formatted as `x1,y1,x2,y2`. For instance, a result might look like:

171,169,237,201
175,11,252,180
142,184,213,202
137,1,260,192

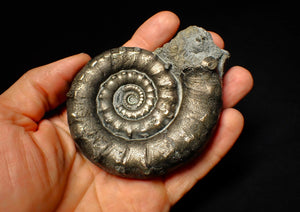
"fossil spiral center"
127,94,139,105
113,84,150,119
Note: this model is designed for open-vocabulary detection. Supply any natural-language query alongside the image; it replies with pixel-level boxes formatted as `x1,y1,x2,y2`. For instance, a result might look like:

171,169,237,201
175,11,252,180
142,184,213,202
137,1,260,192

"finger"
223,66,254,108
0,53,91,122
123,11,180,51
165,108,244,205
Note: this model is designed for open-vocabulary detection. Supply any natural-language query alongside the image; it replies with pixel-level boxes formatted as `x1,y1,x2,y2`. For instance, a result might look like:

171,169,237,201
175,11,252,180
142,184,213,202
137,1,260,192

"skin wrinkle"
0,102,38,131
29,120,69,205
28,130,53,187
29,71,52,111
18,74,50,122
50,129,76,211
51,128,66,184
74,181,99,212
49,110,71,137
72,159,98,211
52,123,69,167
94,181,104,212
22,136,42,188
56,155,95,212
0,86,43,124
53,157,76,211
115,179,133,212
16,132,33,186
2,146,15,191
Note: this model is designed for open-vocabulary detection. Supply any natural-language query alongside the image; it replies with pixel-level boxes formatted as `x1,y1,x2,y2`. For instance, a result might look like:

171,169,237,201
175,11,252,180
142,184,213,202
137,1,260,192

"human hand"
0,11,253,211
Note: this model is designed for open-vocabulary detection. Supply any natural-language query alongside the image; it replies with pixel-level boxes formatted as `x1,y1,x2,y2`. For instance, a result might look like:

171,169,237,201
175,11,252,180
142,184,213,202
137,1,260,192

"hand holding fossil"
0,11,253,211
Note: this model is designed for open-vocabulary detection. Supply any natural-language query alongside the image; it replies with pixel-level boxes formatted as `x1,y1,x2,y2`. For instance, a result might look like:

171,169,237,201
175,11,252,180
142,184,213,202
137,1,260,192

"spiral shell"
96,52,179,140
67,26,229,179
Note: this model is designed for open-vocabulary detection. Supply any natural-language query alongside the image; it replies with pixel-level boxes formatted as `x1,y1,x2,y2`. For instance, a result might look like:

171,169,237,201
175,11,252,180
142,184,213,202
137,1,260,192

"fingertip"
77,52,92,61
42,53,91,72
209,108,244,160
223,66,254,108
64,53,91,68
233,65,254,91
124,11,180,50
221,108,244,134
155,10,180,29
208,31,225,49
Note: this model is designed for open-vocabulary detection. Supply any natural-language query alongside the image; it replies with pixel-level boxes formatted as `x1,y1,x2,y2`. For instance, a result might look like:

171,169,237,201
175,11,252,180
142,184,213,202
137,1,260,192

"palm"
0,11,253,212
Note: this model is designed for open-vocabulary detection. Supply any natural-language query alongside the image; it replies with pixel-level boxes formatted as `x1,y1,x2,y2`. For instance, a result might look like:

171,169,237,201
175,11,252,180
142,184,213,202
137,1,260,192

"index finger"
123,11,180,51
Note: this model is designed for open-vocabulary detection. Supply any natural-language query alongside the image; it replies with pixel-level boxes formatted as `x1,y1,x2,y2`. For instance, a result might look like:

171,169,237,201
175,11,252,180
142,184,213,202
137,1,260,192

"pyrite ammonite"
67,26,230,179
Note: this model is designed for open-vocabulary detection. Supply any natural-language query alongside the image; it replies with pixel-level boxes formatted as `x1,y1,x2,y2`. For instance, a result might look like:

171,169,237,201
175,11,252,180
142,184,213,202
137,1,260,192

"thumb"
0,53,91,122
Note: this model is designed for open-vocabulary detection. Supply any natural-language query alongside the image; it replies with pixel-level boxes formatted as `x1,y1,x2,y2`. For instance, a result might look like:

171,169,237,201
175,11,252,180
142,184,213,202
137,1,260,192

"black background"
1,2,299,211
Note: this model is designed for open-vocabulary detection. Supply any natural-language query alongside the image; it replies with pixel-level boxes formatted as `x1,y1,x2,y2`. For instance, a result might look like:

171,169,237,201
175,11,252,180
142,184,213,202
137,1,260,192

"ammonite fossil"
67,26,230,179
